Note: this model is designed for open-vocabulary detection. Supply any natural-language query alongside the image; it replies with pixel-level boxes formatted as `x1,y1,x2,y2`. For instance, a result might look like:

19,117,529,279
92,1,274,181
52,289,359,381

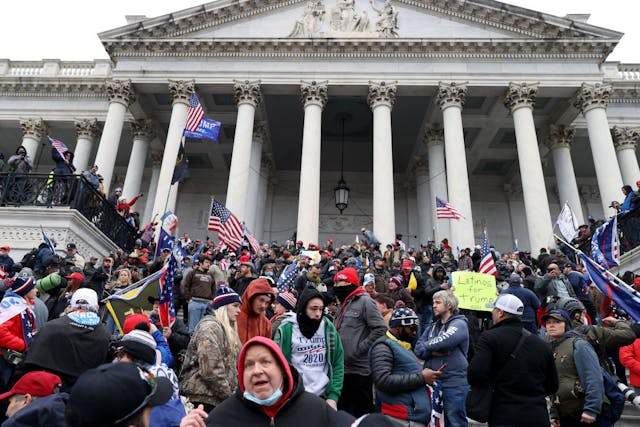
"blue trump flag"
155,228,175,257
590,216,619,268
578,253,640,322
183,118,221,142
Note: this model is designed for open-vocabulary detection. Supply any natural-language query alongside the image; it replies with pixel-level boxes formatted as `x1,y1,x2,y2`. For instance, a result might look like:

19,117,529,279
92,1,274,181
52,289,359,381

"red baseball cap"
0,371,61,401
123,313,151,334
64,272,85,281
401,259,414,269
0,245,10,252
334,267,359,286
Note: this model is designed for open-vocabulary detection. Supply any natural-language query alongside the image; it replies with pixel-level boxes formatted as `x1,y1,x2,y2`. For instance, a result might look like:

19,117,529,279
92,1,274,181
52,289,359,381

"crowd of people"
0,221,639,427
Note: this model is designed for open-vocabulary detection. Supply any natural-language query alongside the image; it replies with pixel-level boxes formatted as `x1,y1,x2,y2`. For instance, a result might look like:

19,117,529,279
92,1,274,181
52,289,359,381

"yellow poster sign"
451,272,497,312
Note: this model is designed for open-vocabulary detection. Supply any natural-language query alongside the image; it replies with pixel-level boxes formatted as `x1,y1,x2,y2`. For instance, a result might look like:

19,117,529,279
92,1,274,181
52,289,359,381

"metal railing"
619,208,640,256
0,173,136,252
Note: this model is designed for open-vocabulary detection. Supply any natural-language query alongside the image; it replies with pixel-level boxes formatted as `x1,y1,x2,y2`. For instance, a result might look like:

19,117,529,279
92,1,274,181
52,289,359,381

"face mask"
243,387,283,406
334,284,358,302
399,329,416,343
264,271,274,277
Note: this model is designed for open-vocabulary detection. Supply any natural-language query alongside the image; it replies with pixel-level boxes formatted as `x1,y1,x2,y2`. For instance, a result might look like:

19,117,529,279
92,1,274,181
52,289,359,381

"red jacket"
0,312,29,351
620,338,640,387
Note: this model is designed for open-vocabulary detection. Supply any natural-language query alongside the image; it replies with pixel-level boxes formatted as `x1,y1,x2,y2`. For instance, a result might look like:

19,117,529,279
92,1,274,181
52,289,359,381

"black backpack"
20,248,38,269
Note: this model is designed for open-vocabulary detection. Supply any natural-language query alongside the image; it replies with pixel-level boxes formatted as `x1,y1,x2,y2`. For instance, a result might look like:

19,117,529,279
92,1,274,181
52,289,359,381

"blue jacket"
621,192,637,214
501,284,540,325
370,335,431,423
152,329,175,368
414,314,469,387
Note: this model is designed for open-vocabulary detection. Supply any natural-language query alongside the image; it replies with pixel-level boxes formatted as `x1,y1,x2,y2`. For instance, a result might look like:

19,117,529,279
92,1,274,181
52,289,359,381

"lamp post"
334,114,350,214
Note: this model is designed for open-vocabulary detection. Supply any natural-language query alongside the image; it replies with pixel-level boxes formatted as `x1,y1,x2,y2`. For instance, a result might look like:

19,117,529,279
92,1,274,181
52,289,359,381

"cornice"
0,81,108,98
99,0,620,42
101,38,616,61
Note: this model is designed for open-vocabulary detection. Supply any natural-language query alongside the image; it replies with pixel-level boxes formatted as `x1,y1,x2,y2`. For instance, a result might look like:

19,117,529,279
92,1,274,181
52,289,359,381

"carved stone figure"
370,0,399,37
289,0,326,37
329,0,369,33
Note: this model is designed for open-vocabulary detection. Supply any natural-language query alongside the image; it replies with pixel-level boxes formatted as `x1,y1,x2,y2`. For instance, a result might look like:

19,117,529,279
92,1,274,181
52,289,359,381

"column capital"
233,80,262,107
106,79,136,106
573,82,611,114
130,119,156,141
411,158,428,176
436,82,468,110
19,118,46,139
504,82,539,112
368,81,397,109
253,120,268,141
150,150,163,168
74,118,101,140
168,80,195,106
611,126,639,151
423,126,445,146
300,80,328,108
260,155,274,172
545,124,575,150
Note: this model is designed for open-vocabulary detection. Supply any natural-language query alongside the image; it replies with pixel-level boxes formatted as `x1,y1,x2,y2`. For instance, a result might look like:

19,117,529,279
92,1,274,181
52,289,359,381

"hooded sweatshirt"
237,279,275,344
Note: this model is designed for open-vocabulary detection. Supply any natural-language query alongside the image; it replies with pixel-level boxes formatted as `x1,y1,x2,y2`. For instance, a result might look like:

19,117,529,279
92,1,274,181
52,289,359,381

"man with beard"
371,255,390,294
370,307,443,426
273,288,344,409
333,267,386,417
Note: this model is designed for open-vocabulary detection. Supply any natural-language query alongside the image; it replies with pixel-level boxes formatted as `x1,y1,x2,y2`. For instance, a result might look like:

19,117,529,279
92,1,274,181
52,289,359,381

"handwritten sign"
451,272,497,312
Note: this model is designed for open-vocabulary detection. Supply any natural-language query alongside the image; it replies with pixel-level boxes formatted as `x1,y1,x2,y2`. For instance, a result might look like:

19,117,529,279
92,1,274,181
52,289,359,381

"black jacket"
206,368,340,427
468,317,559,427
2,392,68,427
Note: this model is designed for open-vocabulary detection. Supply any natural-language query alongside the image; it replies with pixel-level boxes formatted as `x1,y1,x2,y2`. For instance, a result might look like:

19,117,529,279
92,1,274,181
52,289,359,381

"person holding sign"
414,290,469,427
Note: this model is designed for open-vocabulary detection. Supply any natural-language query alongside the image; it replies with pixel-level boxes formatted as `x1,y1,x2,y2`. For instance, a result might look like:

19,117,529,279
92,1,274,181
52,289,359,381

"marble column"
545,124,585,225
255,157,272,241
245,121,267,234
573,83,624,216
504,82,554,254
297,81,328,246
611,126,640,186
73,118,100,173
436,82,474,248
225,80,261,221
369,81,397,247
413,160,432,244
150,80,193,221
122,119,155,202
143,151,162,225
167,183,179,214
19,118,45,162
93,80,136,193
425,127,450,242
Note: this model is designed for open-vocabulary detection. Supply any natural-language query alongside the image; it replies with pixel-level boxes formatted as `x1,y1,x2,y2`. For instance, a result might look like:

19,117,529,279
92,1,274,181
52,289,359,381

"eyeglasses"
113,366,157,424
547,268,555,272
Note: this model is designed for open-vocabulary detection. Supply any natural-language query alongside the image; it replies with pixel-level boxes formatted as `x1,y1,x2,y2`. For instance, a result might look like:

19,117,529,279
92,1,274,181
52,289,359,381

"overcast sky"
1,0,637,62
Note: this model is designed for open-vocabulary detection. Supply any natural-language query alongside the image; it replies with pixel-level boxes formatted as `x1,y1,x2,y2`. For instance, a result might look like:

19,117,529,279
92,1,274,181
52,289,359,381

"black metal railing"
0,173,136,252
619,208,640,256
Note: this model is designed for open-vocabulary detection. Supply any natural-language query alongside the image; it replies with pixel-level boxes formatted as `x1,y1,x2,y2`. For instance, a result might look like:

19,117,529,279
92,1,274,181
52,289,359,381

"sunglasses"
113,366,157,424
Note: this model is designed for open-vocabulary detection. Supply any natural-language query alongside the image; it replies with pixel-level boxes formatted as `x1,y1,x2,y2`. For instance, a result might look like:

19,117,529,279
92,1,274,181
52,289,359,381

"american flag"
436,197,462,220
48,136,68,158
276,260,299,293
158,251,178,327
208,200,243,249
479,227,498,276
243,224,261,255
429,382,444,427
185,92,205,132
40,227,56,254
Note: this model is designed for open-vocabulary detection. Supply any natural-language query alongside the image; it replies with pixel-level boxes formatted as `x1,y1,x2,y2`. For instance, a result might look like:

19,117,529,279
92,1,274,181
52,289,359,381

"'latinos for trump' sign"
451,271,497,312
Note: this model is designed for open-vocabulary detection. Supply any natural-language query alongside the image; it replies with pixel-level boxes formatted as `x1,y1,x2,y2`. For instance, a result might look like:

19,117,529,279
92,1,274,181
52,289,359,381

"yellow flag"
408,273,418,291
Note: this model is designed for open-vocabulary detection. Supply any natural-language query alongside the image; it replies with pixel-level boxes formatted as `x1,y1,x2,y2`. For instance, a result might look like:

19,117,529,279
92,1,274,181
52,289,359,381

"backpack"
20,248,38,269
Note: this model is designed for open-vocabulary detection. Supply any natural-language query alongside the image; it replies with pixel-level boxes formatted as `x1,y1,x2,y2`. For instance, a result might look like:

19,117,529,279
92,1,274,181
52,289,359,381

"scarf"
386,330,412,350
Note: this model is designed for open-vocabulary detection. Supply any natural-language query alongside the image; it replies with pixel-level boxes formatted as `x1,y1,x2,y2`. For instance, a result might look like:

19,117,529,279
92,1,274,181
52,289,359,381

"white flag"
556,203,579,242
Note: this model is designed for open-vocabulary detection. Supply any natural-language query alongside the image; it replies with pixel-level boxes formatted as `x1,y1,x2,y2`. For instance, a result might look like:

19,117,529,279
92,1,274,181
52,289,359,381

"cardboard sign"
451,271,497,312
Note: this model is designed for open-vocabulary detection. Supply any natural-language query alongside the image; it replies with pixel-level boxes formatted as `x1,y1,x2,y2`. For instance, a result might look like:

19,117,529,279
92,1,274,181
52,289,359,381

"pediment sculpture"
289,0,399,38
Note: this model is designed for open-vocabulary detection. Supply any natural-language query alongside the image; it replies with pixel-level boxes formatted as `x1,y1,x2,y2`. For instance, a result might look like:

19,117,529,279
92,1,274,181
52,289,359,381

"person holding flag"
49,136,75,204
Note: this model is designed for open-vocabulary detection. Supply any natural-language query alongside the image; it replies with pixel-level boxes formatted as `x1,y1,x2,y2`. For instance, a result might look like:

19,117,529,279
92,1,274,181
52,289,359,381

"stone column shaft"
19,118,45,163
255,158,272,241
73,119,100,173
437,82,474,248
612,126,640,186
425,128,450,242
546,125,585,225
245,122,266,234
297,81,328,246
505,82,554,254
414,162,432,244
574,83,623,216
93,80,135,193
122,119,154,202
369,82,397,247
143,153,162,225
150,80,193,221
225,80,261,222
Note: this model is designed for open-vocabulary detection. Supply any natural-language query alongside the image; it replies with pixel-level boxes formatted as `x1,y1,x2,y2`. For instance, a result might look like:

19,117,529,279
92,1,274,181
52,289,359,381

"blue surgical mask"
243,388,283,406
264,271,274,277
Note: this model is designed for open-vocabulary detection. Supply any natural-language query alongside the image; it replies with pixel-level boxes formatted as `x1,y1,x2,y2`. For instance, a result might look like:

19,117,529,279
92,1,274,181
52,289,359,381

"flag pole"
552,233,640,298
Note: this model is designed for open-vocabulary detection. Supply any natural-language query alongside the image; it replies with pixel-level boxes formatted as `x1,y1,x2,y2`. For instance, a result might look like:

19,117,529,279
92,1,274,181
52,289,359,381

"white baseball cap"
70,288,99,309
486,294,524,315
